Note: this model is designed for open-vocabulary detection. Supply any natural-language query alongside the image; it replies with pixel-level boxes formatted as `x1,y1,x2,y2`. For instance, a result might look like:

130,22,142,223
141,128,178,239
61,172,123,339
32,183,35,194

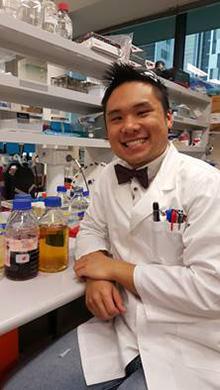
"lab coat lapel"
130,144,179,231
113,175,133,219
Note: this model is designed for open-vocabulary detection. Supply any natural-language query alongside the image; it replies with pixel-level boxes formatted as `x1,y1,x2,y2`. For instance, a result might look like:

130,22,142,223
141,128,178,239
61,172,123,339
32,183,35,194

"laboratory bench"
0,241,92,381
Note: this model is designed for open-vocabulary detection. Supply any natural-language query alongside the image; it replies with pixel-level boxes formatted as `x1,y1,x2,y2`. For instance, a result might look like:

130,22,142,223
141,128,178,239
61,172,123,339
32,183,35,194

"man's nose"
121,116,140,133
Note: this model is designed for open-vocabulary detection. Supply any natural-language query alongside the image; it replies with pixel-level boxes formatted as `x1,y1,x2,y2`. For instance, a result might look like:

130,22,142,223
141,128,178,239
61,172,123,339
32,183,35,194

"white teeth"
125,139,146,146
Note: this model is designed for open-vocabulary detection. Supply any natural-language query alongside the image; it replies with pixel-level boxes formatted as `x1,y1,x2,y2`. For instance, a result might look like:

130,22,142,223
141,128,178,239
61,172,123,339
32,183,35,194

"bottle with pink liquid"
4,199,39,280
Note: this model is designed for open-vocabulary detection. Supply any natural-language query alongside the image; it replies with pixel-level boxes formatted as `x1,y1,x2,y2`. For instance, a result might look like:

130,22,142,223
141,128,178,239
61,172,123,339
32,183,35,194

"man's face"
105,81,172,167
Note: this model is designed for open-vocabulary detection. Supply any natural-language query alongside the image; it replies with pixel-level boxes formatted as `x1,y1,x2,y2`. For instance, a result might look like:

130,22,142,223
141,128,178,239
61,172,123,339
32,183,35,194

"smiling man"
74,64,220,390
5,64,220,390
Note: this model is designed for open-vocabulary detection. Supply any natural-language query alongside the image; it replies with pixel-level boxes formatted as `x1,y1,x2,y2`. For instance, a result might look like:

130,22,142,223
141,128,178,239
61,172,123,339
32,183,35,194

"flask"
0,0,20,18
42,0,57,33
39,196,68,272
4,199,39,281
17,0,42,26
56,185,70,207
55,2,72,40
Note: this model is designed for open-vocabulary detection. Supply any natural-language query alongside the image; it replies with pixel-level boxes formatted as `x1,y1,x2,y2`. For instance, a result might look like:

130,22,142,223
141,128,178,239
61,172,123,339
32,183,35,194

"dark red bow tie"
114,164,149,189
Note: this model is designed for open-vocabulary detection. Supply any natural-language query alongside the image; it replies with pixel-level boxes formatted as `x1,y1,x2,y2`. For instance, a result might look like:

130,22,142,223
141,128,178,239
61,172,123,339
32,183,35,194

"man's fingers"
101,291,121,318
86,292,112,320
112,286,126,313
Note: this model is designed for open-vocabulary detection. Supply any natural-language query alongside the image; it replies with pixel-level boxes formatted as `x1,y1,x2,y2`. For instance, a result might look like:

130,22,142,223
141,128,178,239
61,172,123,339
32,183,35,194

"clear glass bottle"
17,0,42,27
42,0,57,33
56,185,70,207
4,199,39,281
0,0,20,18
55,2,72,40
68,189,89,236
39,196,69,272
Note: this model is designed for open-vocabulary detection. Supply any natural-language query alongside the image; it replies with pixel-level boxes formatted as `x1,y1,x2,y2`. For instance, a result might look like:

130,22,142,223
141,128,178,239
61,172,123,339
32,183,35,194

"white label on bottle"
16,253,30,264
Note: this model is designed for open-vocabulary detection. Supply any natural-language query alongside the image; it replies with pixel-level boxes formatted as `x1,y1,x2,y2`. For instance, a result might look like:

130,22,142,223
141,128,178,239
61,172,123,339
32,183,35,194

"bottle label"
5,237,38,267
16,253,30,264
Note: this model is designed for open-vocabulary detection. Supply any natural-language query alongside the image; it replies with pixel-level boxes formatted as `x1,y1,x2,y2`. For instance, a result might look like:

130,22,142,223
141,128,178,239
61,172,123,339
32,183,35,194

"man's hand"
74,251,137,295
85,279,126,321
74,251,113,280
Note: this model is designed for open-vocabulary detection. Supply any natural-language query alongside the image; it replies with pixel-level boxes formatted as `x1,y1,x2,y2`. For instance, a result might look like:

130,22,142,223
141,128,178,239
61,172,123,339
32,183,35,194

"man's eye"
137,110,149,117
111,116,122,122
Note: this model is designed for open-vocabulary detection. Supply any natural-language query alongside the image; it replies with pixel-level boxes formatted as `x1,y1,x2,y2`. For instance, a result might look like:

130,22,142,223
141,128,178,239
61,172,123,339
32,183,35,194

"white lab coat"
76,144,220,390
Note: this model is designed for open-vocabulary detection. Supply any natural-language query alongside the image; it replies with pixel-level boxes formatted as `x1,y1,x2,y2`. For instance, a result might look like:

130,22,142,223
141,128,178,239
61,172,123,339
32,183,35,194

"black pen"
153,202,160,222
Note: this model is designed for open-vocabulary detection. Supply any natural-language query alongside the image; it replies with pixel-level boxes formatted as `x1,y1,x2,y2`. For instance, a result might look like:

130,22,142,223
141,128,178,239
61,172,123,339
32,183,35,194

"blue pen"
165,208,172,223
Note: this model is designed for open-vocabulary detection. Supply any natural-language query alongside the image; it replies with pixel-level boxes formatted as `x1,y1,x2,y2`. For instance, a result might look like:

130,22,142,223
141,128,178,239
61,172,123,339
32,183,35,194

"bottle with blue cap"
39,196,68,272
4,199,39,280
68,188,89,236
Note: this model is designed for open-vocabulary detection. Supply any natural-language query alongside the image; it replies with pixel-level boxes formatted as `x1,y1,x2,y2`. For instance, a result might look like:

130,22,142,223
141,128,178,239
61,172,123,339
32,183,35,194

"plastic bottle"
56,185,70,207
39,196,69,272
42,0,57,33
68,189,89,237
0,0,20,18
17,0,42,27
55,2,72,40
4,199,39,281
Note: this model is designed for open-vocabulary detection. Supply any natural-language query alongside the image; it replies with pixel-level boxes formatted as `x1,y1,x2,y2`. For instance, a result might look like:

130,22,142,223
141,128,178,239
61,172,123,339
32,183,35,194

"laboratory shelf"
160,77,210,103
0,14,112,79
0,129,110,148
173,117,209,128
0,74,102,114
177,145,206,154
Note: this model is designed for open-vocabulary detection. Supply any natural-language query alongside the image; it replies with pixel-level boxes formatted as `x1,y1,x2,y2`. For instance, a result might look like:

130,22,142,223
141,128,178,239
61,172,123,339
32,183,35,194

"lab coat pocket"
151,220,184,265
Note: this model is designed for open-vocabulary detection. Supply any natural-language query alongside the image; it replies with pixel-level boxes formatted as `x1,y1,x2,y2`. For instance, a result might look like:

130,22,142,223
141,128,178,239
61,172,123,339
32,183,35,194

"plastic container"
55,2,72,40
17,0,42,26
42,0,57,33
4,199,39,281
39,196,68,272
0,0,20,18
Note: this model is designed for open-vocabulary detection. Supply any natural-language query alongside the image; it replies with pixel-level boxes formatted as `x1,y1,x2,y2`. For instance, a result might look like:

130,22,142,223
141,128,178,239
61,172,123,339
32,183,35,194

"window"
106,16,175,68
184,3,220,81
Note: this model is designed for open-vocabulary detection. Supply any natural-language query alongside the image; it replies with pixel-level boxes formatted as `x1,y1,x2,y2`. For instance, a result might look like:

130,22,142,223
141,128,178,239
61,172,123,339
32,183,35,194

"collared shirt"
117,144,169,205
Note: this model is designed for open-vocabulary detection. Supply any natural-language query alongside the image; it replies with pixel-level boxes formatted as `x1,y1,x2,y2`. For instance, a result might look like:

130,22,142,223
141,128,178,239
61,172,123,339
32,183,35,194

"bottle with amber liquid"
39,196,68,272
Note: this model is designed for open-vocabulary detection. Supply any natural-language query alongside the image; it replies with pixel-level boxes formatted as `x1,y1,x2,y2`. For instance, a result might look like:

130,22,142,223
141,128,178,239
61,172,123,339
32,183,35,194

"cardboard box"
211,96,220,113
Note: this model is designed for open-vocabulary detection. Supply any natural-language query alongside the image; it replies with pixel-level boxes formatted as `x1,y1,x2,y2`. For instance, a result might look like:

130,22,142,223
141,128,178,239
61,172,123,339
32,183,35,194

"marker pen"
153,202,160,222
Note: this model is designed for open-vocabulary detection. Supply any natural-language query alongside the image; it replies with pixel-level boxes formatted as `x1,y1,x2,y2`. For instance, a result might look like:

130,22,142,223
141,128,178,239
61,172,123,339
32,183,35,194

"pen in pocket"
153,202,160,222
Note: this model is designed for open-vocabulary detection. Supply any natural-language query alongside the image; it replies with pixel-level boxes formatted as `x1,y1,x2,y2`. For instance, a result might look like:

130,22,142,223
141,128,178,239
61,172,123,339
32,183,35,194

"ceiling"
67,0,217,37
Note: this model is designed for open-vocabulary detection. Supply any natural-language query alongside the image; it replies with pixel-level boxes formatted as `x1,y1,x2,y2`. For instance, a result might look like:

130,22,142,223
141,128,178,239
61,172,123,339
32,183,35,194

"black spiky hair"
101,62,170,116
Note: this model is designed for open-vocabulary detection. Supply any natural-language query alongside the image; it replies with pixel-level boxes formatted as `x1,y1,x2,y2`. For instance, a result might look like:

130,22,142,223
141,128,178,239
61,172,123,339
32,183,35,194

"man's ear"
166,110,173,129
